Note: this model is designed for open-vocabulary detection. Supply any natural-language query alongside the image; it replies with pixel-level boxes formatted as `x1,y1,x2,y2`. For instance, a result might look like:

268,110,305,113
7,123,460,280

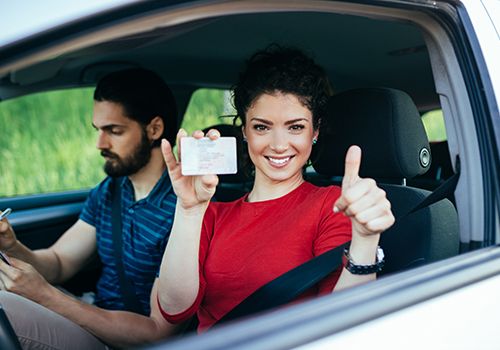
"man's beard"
102,131,152,177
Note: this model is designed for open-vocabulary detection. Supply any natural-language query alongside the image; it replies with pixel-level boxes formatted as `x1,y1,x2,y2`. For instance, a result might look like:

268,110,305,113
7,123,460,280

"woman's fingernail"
333,206,339,213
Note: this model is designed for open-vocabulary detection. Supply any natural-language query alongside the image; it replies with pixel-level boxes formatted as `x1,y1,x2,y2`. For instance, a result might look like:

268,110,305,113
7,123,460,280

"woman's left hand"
333,145,395,239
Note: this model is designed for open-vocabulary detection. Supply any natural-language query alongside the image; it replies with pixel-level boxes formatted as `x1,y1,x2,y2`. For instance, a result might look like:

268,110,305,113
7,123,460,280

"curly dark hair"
232,45,332,129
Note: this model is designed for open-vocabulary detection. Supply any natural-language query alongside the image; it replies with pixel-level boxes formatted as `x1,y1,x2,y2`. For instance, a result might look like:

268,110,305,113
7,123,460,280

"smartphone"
0,208,13,265
0,208,12,221
0,251,11,265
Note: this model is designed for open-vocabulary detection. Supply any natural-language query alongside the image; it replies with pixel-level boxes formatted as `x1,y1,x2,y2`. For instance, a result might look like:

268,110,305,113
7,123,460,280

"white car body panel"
296,274,500,349
463,0,500,108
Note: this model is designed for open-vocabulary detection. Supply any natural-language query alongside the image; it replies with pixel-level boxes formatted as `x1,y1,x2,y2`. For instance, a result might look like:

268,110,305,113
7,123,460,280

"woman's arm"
332,146,395,291
157,129,219,316
158,202,207,314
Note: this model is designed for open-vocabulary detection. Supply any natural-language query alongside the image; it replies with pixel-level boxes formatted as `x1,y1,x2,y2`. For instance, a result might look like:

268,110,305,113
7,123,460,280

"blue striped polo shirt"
79,171,176,315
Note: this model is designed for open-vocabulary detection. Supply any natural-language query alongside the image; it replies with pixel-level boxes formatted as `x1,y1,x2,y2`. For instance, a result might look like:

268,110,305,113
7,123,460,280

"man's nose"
96,131,110,150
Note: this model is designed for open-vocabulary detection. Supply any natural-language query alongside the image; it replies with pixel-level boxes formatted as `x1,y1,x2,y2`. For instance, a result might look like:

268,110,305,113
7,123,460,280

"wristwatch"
343,246,385,275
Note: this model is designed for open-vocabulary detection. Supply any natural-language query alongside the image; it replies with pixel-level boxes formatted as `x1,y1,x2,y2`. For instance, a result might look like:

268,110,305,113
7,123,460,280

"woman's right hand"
161,129,219,210
0,214,18,252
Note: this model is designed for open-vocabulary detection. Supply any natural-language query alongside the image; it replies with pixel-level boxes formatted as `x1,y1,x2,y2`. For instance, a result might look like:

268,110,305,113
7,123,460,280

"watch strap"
343,246,385,275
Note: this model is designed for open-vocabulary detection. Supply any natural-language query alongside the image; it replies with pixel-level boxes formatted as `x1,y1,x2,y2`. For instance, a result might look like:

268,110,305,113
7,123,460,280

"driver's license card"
181,137,237,175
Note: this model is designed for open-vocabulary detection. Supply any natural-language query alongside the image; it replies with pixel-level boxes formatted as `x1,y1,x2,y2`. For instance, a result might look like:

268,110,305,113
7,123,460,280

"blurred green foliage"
422,109,447,142
0,88,102,197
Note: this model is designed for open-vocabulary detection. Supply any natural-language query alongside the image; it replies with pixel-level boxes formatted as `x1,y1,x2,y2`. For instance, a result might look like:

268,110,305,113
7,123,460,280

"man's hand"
334,145,395,238
0,213,18,252
0,257,54,304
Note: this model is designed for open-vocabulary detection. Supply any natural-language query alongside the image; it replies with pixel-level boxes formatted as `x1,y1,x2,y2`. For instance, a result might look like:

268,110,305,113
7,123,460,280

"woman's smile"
265,155,295,168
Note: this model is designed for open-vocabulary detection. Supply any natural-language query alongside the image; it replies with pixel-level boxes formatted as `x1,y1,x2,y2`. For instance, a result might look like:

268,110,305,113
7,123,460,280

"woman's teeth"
268,157,290,165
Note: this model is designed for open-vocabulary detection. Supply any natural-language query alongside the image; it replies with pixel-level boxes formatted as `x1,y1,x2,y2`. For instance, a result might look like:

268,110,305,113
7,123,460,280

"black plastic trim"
8,203,84,231
0,189,89,211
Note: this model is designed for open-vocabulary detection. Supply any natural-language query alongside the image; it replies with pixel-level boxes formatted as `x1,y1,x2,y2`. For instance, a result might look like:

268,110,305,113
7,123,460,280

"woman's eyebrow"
284,118,309,125
249,117,309,125
250,117,272,125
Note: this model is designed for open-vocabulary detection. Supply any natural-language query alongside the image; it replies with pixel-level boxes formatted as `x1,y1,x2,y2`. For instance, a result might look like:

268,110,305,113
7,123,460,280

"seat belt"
405,171,459,216
216,167,460,325
111,179,144,314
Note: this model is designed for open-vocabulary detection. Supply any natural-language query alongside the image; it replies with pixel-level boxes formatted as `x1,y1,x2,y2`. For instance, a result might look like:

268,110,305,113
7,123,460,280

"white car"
0,1,499,349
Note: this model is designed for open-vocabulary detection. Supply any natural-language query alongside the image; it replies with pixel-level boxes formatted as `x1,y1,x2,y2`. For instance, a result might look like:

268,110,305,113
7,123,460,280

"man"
0,68,179,349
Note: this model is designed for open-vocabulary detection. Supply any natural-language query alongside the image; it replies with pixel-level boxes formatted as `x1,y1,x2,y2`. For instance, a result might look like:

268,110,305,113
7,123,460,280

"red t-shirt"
160,182,351,331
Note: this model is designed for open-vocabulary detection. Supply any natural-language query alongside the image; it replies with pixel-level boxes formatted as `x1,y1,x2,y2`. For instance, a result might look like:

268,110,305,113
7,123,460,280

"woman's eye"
253,124,268,131
289,124,305,131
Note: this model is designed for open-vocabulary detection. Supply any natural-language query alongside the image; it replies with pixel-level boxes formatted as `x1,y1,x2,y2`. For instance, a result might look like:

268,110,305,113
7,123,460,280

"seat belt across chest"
111,179,144,314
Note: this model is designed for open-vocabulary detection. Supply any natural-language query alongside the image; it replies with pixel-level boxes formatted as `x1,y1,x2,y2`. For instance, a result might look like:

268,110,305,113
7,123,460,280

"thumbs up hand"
333,146,395,238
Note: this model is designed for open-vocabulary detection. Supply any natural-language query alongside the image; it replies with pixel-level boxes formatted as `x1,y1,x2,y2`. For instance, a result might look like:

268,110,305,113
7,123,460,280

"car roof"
0,1,438,109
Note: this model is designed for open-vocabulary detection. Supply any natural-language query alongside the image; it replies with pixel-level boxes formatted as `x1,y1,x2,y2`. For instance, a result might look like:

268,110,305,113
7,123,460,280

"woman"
157,47,395,332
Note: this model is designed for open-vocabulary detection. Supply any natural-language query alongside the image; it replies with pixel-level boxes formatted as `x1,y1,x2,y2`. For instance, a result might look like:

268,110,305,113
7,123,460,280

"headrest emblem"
419,147,430,168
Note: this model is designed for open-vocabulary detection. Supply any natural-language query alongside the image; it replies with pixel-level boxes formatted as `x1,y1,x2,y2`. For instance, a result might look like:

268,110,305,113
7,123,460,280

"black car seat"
312,88,459,275
202,124,253,201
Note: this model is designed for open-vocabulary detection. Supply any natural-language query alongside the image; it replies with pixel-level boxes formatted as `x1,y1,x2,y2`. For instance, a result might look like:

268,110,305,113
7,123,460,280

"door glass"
0,88,104,197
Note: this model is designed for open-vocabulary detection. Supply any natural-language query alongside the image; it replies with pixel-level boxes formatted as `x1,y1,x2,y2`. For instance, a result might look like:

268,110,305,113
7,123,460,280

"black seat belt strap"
218,242,349,324
217,168,460,325
404,171,460,217
111,179,143,314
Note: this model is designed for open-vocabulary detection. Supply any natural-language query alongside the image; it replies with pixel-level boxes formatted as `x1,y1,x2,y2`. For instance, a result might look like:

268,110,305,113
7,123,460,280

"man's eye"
110,129,124,135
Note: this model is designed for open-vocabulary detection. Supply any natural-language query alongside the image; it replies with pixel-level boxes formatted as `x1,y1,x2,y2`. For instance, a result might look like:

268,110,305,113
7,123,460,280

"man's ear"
147,116,164,141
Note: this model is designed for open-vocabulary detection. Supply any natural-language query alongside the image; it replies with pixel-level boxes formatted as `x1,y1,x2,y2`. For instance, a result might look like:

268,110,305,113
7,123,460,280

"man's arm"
2,219,97,284
39,276,176,347
0,258,177,348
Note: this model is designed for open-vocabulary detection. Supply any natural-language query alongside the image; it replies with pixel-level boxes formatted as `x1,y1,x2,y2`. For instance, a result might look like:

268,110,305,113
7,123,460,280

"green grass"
0,88,103,197
0,87,445,198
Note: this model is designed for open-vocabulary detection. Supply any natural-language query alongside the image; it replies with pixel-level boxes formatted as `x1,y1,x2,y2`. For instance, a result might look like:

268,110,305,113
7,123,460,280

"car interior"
0,1,491,344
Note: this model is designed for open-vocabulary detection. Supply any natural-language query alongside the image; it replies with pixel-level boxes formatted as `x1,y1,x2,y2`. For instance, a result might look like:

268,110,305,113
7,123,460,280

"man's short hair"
94,68,178,146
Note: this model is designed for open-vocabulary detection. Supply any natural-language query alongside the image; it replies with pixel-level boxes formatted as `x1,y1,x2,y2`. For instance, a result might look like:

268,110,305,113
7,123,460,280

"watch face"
377,247,385,262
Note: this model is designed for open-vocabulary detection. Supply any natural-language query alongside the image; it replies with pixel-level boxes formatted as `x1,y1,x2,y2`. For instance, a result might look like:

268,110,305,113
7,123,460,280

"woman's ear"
313,129,319,142
241,126,247,141
147,116,164,141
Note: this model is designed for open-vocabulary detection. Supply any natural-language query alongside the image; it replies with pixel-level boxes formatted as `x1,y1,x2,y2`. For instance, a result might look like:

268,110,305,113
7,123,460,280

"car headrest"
202,123,252,184
312,88,431,179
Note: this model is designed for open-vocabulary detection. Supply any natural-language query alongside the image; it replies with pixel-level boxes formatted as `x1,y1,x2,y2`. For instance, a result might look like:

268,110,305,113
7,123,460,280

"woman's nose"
269,131,289,153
